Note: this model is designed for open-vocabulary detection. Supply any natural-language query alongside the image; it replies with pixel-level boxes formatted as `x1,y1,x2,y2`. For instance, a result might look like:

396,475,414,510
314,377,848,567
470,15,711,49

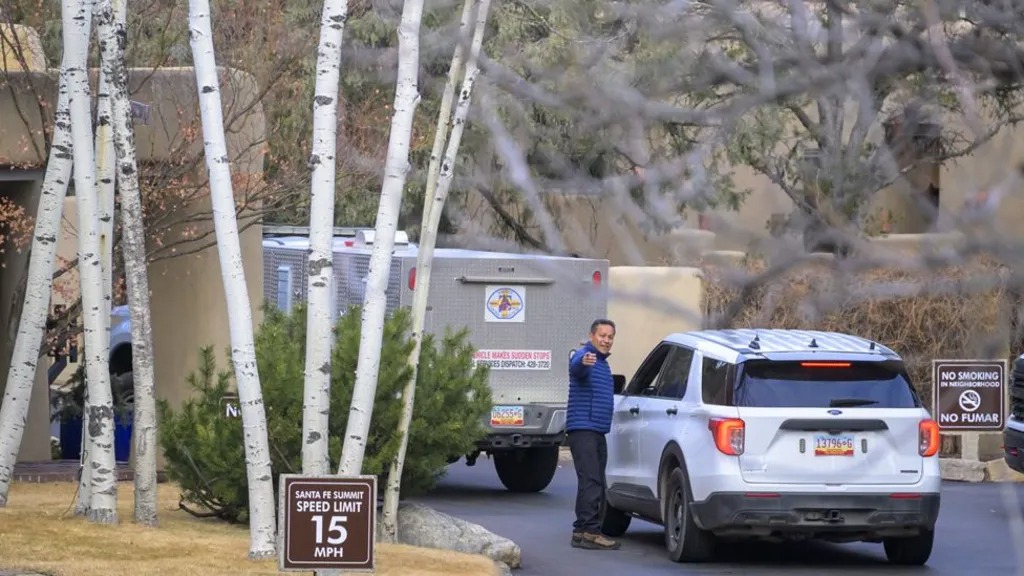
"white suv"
601,329,941,565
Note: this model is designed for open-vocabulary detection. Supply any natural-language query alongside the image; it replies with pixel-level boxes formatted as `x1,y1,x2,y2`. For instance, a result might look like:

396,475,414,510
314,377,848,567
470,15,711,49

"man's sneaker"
571,530,583,547
578,532,620,550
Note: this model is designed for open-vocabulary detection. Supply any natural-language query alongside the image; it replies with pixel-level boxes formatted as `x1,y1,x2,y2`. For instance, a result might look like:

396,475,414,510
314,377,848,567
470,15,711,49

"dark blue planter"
114,412,134,463
58,412,133,462
60,416,83,460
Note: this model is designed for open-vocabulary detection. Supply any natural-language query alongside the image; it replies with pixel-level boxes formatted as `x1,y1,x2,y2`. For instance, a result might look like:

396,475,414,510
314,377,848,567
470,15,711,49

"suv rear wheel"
663,466,716,562
883,528,934,565
600,497,631,537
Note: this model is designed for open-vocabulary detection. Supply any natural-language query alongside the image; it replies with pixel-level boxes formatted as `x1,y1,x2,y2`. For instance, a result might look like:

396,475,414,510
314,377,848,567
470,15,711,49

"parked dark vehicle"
1004,355,1024,474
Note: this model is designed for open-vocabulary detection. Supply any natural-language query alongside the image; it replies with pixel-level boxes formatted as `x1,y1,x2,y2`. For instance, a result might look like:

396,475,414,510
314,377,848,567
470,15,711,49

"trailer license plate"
491,405,525,427
814,435,855,456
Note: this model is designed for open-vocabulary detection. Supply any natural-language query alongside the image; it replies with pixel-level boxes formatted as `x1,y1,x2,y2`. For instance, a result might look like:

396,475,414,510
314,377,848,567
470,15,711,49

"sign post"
932,359,1007,432
220,393,240,419
278,474,377,573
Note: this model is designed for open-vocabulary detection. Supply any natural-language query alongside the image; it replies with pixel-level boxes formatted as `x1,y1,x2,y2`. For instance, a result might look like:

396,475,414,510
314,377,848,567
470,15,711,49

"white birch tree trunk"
337,0,426,477
380,0,491,541
94,6,115,329
420,0,474,200
0,66,75,510
95,0,159,527
187,0,277,557
302,0,350,478
80,0,118,517
65,0,119,525
75,388,92,516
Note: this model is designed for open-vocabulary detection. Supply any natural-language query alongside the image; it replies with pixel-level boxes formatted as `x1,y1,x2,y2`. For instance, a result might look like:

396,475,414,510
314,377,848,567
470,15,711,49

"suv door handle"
666,406,678,416
629,405,640,415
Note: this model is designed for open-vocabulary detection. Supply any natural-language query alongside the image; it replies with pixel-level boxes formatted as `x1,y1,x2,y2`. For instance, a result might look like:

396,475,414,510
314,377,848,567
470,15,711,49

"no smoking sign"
933,360,1006,432
958,389,981,413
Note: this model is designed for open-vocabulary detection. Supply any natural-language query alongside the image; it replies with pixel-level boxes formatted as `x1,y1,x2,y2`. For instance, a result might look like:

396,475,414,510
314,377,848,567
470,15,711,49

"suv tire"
663,467,716,562
883,528,934,566
600,497,632,537
493,446,559,493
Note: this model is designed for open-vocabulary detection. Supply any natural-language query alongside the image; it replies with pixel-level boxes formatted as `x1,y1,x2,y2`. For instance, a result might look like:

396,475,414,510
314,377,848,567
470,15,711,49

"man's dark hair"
591,318,616,334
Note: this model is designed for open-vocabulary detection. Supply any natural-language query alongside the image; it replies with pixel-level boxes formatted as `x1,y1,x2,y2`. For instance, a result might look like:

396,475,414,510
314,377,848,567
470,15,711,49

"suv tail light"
709,417,745,455
919,419,940,457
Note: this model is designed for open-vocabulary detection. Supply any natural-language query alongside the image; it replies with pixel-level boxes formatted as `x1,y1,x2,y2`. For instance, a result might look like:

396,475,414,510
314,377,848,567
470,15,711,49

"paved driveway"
416,458,1024,575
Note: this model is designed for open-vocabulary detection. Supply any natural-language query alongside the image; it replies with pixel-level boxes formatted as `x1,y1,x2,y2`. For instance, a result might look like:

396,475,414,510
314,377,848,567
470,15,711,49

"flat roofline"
0,169,45,181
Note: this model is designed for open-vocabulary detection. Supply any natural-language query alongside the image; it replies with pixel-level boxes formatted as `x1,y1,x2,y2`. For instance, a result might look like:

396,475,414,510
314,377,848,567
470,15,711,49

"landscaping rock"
940,458,987,482
985,458,1024,483
379,503,521,568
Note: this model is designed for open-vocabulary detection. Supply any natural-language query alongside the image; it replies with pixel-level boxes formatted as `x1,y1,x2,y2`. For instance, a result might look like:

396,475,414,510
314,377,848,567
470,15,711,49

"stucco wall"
606,266,705,381
0,24,46,72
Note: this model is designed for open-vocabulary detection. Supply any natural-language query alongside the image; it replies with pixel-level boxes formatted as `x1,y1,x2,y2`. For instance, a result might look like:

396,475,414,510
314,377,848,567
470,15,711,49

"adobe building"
1,24,265,467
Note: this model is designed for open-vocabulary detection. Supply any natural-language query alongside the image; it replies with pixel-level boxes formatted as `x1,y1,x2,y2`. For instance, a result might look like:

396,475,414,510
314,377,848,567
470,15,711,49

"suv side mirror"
613,374,625,395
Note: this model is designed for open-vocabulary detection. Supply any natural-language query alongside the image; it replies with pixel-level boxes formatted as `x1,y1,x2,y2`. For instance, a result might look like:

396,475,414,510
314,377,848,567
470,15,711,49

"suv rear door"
734,359,926,486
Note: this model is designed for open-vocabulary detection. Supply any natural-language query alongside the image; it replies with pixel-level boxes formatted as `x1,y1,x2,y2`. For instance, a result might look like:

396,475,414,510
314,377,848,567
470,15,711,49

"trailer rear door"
422,251,608,406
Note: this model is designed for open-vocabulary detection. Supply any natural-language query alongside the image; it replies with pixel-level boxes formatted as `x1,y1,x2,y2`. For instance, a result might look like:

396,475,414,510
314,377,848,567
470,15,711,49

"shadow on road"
621,528,893,567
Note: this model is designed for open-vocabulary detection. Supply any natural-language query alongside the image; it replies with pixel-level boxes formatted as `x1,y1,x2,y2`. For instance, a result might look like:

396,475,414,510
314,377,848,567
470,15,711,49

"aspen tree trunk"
95,0,159,527
187,0,277,557
337,0,425,477
80,0,118,516
0,67,74,510
420,0,474,209
302,0,350,478
74,388,92,516
380,0,491,541
65,0,119,525
94,1,115,328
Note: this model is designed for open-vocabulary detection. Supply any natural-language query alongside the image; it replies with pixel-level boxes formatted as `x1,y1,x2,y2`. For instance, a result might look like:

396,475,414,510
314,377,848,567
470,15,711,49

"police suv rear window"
734,360,921,409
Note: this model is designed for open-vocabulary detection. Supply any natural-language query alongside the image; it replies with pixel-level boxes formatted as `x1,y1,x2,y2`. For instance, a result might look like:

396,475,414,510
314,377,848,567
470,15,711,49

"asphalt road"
416,457,1024,576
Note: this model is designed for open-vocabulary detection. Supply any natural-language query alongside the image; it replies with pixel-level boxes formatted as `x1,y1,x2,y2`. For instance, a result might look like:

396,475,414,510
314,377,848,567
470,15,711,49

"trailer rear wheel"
493,446,559,493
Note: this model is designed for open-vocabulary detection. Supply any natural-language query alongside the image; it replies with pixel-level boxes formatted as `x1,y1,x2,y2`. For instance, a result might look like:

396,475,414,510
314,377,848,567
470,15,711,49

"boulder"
378,503,521,568
494,561,513,576
939,458,987,482
985,458,1024,483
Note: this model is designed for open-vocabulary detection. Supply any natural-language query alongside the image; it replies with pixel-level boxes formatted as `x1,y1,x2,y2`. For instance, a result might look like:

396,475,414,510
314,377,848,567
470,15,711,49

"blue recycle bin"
59,412,133,462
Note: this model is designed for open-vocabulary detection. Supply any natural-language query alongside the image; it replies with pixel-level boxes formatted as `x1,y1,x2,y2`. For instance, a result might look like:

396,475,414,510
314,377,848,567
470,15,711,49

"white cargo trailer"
262,226,609,492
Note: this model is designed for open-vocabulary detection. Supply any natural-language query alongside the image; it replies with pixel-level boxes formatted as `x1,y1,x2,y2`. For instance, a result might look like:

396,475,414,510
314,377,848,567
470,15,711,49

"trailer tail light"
919,419,940,457
408,267,416,290
709,417,745,455
592,270,602,285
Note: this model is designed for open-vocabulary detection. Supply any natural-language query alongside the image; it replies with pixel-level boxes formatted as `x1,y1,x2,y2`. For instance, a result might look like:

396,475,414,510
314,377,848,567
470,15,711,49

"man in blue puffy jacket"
567,318,620,550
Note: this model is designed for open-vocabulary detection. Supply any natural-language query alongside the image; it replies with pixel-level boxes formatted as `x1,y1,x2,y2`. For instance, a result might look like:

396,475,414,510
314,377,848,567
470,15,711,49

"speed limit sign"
278,474,377,571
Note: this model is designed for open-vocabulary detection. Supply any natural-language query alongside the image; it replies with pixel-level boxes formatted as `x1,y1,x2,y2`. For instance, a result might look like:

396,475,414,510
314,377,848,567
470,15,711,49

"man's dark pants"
567,429,607,533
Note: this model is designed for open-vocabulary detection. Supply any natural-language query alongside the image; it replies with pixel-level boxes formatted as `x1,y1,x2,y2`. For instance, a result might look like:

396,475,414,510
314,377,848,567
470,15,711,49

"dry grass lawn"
0,482,499,576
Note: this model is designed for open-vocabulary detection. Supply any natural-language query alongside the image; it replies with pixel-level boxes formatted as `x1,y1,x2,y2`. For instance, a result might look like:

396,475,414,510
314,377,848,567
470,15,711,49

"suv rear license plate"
491,405,524,426
814,435,855,456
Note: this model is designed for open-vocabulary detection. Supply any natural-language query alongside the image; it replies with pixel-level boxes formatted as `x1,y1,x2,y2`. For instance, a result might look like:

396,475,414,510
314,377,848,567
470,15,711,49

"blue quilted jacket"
566,341,615,434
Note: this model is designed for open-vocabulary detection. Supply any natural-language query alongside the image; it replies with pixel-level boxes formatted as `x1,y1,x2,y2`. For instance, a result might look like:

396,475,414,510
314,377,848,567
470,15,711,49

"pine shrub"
157,304,492,524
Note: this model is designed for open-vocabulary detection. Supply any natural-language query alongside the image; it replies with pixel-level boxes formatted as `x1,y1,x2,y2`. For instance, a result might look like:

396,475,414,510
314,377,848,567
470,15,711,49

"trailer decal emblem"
485,285,525,322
